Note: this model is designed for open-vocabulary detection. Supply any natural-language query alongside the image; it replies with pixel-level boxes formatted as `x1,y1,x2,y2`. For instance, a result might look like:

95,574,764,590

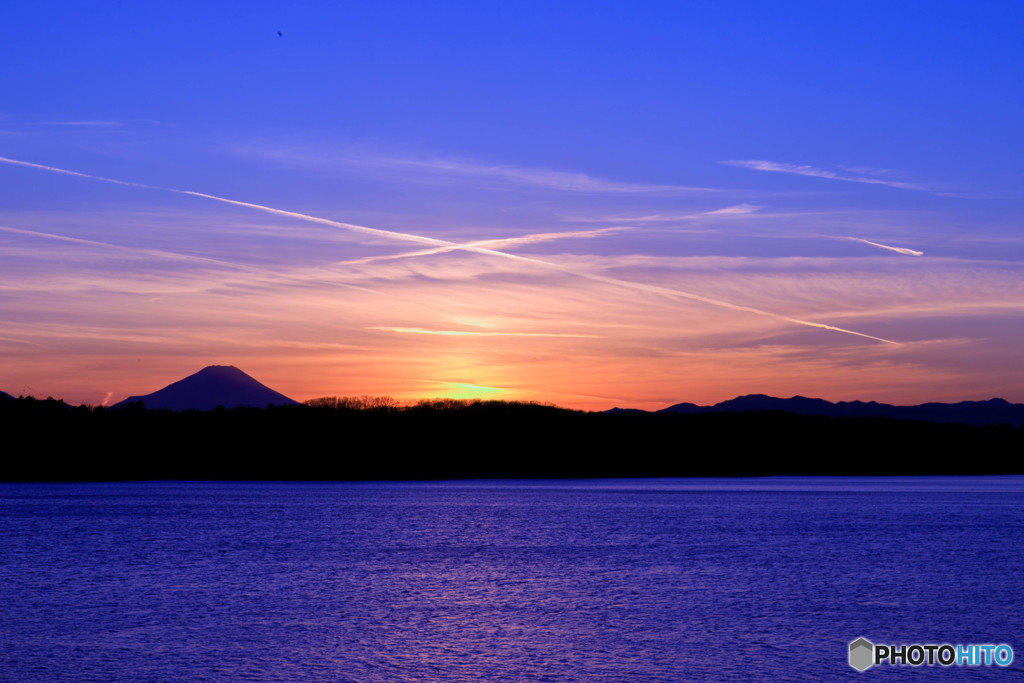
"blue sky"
2,1,1023,407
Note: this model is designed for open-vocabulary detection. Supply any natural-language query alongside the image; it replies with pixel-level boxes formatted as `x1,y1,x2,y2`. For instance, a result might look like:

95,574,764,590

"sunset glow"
2,3,1022,409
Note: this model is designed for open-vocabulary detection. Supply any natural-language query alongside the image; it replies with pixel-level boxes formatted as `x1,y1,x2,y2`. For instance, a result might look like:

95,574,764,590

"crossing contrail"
0,155,899,344
336,227,623,266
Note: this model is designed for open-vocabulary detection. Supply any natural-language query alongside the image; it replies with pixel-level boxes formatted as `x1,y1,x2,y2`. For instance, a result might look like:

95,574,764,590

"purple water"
2,478,1022,681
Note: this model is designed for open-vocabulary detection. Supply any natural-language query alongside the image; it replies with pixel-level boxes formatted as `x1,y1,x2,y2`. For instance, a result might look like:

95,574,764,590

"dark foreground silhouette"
2,395,1020,481
657,394,1024,427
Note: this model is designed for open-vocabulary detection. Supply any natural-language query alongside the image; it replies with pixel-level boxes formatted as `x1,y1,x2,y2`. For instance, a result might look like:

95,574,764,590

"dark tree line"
1,394,1020,481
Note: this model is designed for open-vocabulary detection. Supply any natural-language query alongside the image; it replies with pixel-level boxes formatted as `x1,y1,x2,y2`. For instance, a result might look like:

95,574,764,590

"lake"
2,477,1022,681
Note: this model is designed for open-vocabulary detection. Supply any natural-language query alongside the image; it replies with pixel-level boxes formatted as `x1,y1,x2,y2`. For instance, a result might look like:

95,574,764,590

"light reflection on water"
1,478,1023,681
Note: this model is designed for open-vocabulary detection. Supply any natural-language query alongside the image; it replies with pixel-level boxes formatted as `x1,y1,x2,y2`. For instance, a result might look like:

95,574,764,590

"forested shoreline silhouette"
2,394,1020,481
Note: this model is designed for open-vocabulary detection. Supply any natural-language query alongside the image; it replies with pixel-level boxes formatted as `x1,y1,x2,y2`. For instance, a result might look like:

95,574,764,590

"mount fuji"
113,365,300,411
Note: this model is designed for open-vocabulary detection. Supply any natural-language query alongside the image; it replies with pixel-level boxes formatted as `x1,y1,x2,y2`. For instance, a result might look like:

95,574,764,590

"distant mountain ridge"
654,394,1024,427
113,365,300,411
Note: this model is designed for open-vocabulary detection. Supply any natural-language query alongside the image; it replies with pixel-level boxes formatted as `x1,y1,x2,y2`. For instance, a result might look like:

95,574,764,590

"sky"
1,1,1023,410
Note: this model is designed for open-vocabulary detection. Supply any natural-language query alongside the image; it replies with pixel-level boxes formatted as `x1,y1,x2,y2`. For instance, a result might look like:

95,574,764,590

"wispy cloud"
702,203,763,216
0,334,44,347
0,224,386,298
371,156,720,194
42,120,123,127
723,159,937,193
0,154,898,345
0,224,248,269
840,236,924,256
238,145,722,195
371,327,602,338
199,191,897,343
564,204,762,223
837,164,899,177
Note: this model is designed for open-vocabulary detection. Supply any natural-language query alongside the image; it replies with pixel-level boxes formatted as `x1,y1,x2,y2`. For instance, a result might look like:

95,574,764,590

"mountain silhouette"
113,365,300,411
656,394,1024,427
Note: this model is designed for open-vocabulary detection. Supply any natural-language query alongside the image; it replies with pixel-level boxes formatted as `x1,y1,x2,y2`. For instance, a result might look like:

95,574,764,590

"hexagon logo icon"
849,637,875,671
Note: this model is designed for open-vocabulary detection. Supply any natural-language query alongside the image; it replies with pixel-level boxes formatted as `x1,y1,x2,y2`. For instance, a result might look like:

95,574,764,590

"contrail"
0,224,248,269
174,190,448,247
0,224,383,296
411,241,900,345
0,155,154,189
543,267,898,345
565,203,761,223
0,155,899,344
723,159,933,193
336,227,623,266
841,236,923,257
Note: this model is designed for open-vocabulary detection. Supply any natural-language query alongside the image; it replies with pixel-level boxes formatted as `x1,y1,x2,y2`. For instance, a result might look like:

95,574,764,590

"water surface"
2,477,1022,681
